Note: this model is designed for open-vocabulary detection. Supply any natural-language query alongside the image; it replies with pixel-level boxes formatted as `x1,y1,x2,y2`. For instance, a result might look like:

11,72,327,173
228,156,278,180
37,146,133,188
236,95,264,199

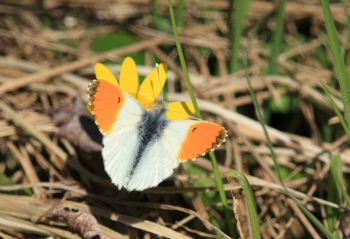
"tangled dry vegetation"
0,0,350,238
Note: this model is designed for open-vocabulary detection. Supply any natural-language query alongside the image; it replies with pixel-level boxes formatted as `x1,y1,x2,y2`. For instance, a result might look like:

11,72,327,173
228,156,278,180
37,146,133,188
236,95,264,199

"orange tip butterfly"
87,73,227,191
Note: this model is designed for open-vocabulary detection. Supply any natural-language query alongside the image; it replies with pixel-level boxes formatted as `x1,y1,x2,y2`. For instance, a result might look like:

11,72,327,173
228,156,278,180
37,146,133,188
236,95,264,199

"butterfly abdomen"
129,109,169,179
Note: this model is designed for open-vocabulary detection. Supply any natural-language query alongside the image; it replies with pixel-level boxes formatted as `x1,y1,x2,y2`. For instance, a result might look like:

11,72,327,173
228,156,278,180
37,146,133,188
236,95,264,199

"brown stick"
0,38,164,96
7,142,46,199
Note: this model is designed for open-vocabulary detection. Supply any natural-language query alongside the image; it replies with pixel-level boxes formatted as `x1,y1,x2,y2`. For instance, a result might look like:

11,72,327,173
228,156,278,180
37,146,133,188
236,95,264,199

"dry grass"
0,0,350,238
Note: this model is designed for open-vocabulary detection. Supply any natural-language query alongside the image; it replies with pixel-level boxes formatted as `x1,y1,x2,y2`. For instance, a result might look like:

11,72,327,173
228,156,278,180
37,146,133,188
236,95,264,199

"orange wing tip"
87,79,124,135
178,124,228,162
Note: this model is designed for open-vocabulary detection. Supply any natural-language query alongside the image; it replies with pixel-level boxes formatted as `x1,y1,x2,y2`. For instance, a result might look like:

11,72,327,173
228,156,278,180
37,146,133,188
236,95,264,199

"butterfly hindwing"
126,132,180,191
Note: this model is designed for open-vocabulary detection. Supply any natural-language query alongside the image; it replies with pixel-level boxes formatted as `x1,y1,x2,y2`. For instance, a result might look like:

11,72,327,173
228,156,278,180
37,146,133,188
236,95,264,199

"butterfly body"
88,79,227,191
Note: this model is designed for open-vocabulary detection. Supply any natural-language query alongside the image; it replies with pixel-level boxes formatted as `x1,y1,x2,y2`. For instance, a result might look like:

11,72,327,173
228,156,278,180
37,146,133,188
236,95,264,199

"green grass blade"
168,1,236,237
229,0,251,73
321,82,350,138
331,153,350,205
327,153,341,234
269,0,286,74
225,170,261,239
245,55,338,239
320,0,350,130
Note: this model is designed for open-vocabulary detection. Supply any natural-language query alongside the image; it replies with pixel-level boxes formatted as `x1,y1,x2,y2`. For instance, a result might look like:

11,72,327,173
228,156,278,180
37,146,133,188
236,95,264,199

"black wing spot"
118,97,121,103
192,127,197,132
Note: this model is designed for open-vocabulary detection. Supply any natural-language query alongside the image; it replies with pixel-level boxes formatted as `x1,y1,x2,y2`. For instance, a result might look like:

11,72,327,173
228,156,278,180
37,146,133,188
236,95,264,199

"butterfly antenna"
156,63,164,106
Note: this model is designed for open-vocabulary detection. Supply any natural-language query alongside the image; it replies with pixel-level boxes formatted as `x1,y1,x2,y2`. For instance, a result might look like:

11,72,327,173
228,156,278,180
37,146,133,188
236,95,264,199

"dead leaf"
42,204,104,239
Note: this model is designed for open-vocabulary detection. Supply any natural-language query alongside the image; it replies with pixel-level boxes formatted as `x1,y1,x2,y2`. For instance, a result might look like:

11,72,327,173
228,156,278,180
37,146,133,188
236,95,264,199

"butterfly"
87,68,227,191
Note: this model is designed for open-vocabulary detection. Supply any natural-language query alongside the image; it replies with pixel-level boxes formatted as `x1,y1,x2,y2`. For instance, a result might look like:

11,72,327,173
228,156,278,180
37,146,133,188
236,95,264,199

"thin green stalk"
321,82,350,138
327,153,340,234
241,2,339,237
327,153,346,237
321,69,350,206
168,0,236,237
245,56,337,239
223,12,265,239
225,170,261,239
244,21,336,235
269,0,286,74
168,0,201,118
230,0,251,73
331,153,350,205
321,0,350,130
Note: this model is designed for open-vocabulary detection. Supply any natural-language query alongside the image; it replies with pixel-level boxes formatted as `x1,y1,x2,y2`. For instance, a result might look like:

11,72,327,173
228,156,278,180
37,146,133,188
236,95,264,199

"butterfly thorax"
139,107,168,141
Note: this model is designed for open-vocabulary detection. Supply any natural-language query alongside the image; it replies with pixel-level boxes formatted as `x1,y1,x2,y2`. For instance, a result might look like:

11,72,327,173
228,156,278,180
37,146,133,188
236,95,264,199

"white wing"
88,80,145,189
126,120,194,191
102,93,146,189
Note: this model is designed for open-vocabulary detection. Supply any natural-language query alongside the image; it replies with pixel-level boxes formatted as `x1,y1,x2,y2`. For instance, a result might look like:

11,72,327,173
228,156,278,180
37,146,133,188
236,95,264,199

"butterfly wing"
126,120,227,191
88,79,145,189
165,120,227,161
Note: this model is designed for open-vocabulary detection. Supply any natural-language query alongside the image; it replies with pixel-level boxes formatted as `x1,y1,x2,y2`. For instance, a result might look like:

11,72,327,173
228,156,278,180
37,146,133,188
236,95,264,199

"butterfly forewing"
88,79,145,189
